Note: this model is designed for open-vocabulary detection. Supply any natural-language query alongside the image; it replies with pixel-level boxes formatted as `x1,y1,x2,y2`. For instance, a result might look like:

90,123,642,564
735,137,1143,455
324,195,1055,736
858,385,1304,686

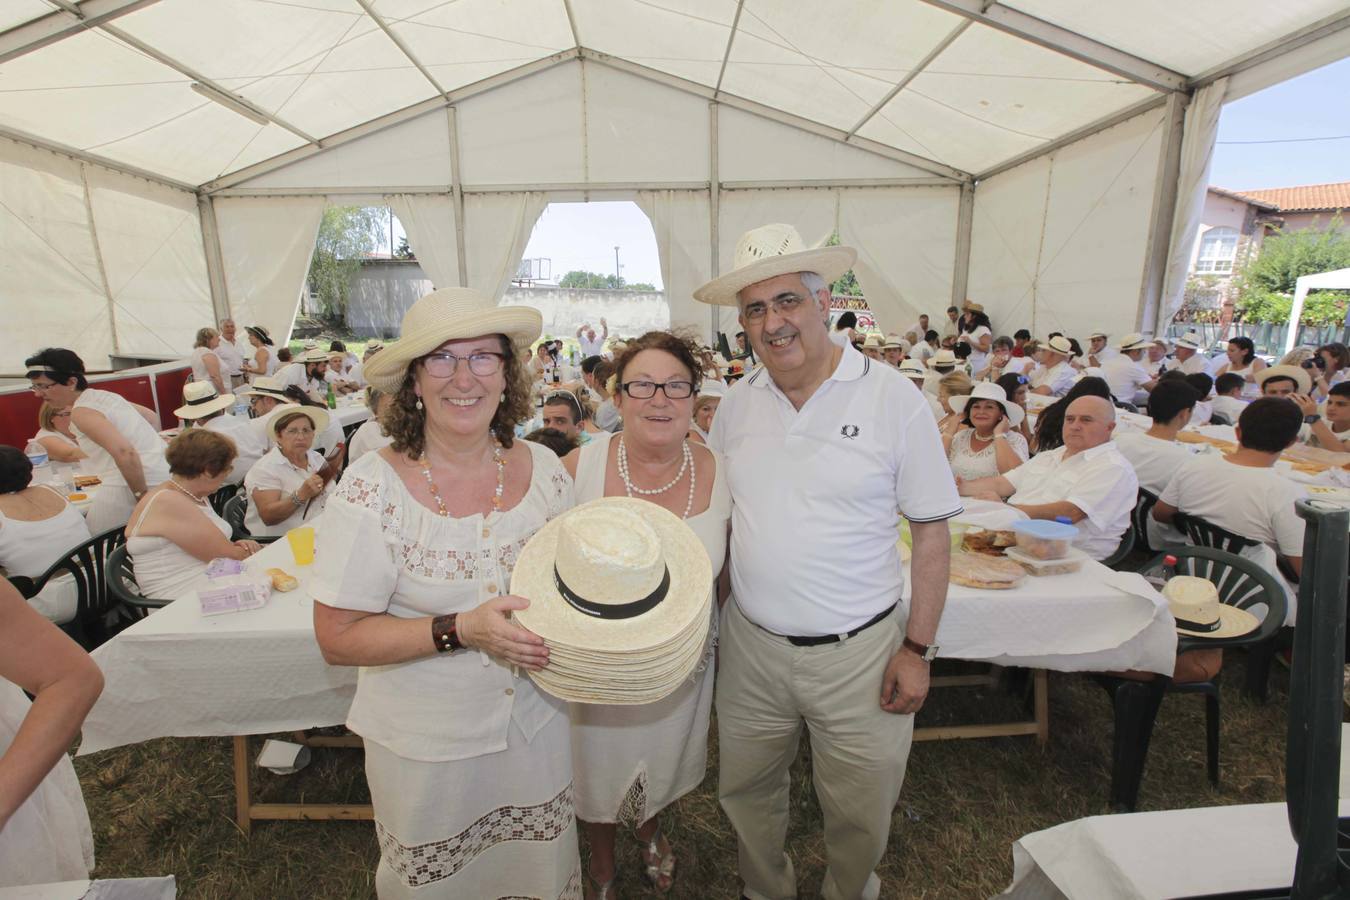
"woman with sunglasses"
561,330,731,898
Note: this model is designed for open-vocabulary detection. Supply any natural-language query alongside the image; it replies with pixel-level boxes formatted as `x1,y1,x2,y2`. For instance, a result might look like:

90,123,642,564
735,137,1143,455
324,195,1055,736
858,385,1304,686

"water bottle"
1143,554,1178,593
24,439,52,485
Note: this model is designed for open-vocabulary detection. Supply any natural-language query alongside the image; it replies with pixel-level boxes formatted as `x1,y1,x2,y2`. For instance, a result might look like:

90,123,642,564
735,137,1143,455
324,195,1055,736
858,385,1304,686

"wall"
346,261,434,337
1280,211,1347,233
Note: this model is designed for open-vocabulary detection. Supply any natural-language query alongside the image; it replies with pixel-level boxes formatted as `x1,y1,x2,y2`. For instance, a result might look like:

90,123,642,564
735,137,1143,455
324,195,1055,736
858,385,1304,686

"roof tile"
1234,182,1350,213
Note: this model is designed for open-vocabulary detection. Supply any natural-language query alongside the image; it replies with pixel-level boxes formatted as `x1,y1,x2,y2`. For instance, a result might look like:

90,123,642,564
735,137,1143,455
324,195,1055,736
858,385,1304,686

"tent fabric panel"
837,187,960,334
386,192,460,290
1225,23,1350,102
1004,0,1350,76
966,154,1049,338
635,190,713,336
454,64,584,186
715,105,937,183
84,167,213,358
583,63,711,184
462,192,547,301
213,196,326,347
0,140,112,372
0,1,51,33
568,0,735,87
241,111,452,190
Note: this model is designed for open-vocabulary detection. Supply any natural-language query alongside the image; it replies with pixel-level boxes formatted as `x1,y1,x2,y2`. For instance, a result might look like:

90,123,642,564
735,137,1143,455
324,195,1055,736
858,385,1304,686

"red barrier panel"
0,362,191,449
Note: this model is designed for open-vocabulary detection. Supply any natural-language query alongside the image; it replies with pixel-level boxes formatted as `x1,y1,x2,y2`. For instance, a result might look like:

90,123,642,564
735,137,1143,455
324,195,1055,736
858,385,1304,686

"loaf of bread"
949,552,1025,590
266,568,298,592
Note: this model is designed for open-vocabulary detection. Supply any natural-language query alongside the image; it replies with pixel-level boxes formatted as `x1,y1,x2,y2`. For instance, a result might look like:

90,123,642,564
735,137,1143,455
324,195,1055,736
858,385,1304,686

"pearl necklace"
419,438,504,518
166,478,209,504
618,436,696,519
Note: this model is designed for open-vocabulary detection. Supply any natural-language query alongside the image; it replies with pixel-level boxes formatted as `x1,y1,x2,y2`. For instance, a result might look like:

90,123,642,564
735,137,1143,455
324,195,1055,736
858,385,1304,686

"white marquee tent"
2,0,1349,372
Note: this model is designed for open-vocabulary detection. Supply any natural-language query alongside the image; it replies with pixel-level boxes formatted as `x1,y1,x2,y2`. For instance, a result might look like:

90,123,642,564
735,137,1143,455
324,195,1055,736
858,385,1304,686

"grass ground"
76,659,1289,899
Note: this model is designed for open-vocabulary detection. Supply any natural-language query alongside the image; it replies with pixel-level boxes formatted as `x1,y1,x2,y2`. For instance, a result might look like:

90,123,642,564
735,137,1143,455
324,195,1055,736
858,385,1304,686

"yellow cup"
286,526,316,566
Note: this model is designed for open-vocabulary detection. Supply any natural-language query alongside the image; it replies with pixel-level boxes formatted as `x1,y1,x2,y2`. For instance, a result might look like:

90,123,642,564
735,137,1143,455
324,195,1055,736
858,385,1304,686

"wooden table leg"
1034,669,1050,747
232,735,251,836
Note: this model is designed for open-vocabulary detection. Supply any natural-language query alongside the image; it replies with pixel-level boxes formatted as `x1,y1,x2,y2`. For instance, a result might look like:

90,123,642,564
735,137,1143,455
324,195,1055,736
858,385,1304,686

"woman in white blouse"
32,403,87,466
189,328,226,395
243,406,335,538
241,325,278,380
311,288,579,899
0,446,91,624
956,304,993,374
942,381,1029,481
25,348,170,535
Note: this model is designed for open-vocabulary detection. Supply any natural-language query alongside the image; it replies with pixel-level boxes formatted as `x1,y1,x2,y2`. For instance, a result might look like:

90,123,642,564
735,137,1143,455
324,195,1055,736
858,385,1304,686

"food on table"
961,528,1017,556
66,492,87,501
948,552,1024,589
1005,546,1088,577
1011,519,1079,560
266,568,299,592
73,475,102,487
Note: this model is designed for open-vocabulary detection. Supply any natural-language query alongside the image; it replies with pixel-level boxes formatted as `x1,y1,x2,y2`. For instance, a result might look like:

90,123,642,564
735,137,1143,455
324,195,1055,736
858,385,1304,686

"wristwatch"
1304,414,1321,424
902,636,939,662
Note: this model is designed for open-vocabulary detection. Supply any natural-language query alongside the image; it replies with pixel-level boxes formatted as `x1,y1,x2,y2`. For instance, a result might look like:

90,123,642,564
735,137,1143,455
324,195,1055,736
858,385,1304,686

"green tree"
825,232,860,296
394,236,415,260
1234,217,1350,325
307,206,386,322
557,270,657,291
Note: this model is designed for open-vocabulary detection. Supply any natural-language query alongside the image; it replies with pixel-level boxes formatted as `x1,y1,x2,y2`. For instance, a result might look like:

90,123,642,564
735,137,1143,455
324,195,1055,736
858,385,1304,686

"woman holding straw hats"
311,288,578,899
559,330,730,898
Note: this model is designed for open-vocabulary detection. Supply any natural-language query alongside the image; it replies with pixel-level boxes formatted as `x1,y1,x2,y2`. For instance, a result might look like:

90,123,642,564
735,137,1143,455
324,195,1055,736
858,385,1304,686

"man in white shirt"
1113,380,1198,548
909,331,937,364
696,223,960,900
1211,372,1249,424
214,319,250,390
576,318,607,358
960,396,1138,559
900,314,929,344
325,351,364,394
1101,333,1158,404
1144,339,1169,377
1028,335,1077,397
277,347,328,402
1166,332,1211,376
1085,331,1118,368
940,305,960,341
1153,397,1306,623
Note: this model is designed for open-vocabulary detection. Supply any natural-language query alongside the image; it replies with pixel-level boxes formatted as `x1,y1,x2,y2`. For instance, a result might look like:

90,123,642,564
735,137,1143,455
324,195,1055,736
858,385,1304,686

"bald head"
1062,395,1115,454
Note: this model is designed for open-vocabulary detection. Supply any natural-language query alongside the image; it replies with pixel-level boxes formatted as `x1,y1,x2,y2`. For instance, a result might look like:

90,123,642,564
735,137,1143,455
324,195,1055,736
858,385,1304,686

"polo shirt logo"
840,424,860,439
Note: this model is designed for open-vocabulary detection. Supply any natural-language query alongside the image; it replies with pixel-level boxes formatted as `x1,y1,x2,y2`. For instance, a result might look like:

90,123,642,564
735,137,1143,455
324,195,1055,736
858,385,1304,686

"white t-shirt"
1211,395,1247,425
710,343,962,635
1029,361,1076,398
201,413,267,485
277,363,322,398
1191,399,1213,426
1101,355,1152,402
1112,431,1193,548
213,339,247,377
1089,346,1119,366
243,447,333,537
346,418,393,465
1169,353,1211,376
958,325,992,373
910,341,935,363
578,333,605,358
1003,443,1139,560
189,347,220,386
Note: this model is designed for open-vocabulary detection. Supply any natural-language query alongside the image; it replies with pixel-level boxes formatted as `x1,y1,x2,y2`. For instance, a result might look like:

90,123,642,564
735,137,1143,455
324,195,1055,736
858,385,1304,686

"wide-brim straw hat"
1045,335,1075,356
1174,332,1204,350
238,375,291,402
898,359,927,377
512,497,713,704
244,325,272,344
1117,332,1153,351
297,348,330,363
1256,364,1312,395
1164,576,1260,639
259,403,329,444
693,223,855,307
948,381,1025,427
882,334,904,350
1089,331,1108,340
931,349,958,367
962,301,984,313
175,382,236,419
364,287,543,393
863,333,885,349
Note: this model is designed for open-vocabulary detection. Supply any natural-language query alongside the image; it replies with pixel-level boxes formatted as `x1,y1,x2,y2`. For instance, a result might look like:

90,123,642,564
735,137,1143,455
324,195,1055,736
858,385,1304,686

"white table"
331,400,371,429
0,878,176,899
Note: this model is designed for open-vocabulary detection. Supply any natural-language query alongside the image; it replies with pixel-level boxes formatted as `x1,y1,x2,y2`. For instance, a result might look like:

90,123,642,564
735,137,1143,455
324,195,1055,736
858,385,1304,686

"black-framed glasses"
422,351,505,378
741,293,806,322
621,380,696,400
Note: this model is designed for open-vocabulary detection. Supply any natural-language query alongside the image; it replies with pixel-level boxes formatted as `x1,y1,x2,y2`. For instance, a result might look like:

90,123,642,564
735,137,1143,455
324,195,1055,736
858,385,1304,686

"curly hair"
383,336,531,457
612,330,704,391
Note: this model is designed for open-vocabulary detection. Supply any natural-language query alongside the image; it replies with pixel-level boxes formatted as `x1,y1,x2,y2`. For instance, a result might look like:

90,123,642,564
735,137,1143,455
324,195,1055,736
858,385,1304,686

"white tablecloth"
331,401,371,429
0,878,176,900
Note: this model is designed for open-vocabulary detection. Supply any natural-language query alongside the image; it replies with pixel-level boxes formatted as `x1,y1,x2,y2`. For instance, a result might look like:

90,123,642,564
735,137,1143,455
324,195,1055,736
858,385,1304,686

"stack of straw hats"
512,497,712,704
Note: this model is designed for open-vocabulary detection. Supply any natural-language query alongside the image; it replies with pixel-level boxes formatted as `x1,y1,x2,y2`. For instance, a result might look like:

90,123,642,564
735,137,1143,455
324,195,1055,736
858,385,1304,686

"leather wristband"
432,613,462,654
902,635,938,662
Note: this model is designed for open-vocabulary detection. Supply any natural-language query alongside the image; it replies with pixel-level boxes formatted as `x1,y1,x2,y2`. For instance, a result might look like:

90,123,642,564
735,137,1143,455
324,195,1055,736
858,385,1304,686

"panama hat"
363,287,542,393
511,497,713,704
948,381,1025,427
883,334,904,350
1117,332,1153,351
1255,364,1312,395
239,375,291,402
1173,332,1204,350
862,333,885,349
898,359,927,378
931,349,958,368
365,338,384,351
297,344,329,363
1089,330,1108,340
693,223,855,307
1164,576,1259,639
962,301,984,313
1044,335,1075,357
259,403,329,444
175,382,236,419
244,325,272,345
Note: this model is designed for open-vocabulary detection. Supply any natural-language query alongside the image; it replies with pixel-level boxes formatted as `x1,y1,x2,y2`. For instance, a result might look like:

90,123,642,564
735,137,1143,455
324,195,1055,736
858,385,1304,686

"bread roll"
266,568,298,592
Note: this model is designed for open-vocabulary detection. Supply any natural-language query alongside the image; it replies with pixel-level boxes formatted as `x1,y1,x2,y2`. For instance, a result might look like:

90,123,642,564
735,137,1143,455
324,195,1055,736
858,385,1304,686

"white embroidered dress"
568,431,730,824
310,442,580,899
947,429,1028,482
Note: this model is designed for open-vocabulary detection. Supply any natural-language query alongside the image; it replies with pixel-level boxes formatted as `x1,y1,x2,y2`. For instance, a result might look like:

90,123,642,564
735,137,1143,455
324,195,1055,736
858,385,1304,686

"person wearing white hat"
860,332,885,361
1028,335,1077,398
881,335,905,368
956,302,992,374
1163,331,1212,377
899,360,946,422
174,382,265,485
241,405,334,538
362,338,385,362
694,224,962,900
275,344,329,402
1144,338,1169,378
943,382,1029,481
310,288,581,899
1085,331,1118,368
1100,333,1158,404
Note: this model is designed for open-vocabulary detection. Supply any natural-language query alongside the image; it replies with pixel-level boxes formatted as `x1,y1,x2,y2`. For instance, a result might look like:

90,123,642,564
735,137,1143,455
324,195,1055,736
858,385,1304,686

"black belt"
764,603,897,647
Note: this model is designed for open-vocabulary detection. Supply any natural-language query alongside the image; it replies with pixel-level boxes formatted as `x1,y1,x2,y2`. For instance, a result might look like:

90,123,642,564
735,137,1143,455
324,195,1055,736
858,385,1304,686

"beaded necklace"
419,438,505,517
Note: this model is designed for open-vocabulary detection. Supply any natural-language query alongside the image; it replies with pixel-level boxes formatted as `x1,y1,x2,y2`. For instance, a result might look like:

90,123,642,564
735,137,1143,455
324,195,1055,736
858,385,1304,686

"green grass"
76,660,1289,899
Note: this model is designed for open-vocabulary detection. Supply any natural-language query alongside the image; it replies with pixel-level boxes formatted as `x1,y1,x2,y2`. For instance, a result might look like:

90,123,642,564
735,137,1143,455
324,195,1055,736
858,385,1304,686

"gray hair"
799,271,828,297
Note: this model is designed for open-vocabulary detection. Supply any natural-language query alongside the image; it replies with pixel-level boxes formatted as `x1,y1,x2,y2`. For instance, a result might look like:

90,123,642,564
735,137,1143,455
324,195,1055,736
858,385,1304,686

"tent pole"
709,102,721,344
1137,92,1187,334
951,181,974,307
446,106,468,287
198,193,230,322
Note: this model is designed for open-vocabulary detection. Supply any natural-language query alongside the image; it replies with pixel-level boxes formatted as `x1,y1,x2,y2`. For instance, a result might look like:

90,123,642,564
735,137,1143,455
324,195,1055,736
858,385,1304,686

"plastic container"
1011,519,1079,560
24,439,51,485
1005,545,1089,576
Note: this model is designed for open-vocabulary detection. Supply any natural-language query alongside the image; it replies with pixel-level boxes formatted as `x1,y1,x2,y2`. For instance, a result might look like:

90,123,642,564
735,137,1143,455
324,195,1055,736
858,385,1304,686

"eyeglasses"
29,381,57,394
280,426,315,437
53,410,71,418
741,293,806,322
621,380,695,400
422,351,506,378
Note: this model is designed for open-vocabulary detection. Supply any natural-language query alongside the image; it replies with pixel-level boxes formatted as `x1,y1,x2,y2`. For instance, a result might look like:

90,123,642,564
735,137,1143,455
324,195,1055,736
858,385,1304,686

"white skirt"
568,641,715,825
364,712,580,899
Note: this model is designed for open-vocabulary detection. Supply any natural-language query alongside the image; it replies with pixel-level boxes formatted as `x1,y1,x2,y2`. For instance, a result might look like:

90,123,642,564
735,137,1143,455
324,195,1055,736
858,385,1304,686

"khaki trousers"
717,600,914,900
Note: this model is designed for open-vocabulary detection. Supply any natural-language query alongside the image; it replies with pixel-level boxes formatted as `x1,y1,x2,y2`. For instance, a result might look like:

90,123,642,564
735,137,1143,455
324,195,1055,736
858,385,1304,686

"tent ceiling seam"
1188,7,1350,90
845,20,970,140
975,95,1168,181
0,0,161,66
736,6,880,118
0,126,196,193
79,162,121,354
713,0,745,98
0,194,106,295
353,0,447,97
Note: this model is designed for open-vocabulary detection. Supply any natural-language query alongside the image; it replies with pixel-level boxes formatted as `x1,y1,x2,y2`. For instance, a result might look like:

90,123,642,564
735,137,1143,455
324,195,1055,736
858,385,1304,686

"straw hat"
1044,335,1075,357
725,359,747,378
365,339,385,351
962,301,984,313
238,375,291,402
1089,330,1108,340
1256,364,1312,395
259,403,329,444
1164,576,1259,639
511,497,713,704
693,223,855,307
948,382,1025,427
175,382,236,419
297,344,329,363
1173,332,1204,350
363,287,543,392
862,333,885,349
883,334,904,350
1116,332,1153,351
898,359,927,378
244,325,272,345
931,349,958,368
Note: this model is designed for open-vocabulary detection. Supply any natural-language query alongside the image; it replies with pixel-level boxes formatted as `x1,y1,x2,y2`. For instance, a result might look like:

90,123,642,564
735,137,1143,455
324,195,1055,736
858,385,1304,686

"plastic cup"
286,526,316,566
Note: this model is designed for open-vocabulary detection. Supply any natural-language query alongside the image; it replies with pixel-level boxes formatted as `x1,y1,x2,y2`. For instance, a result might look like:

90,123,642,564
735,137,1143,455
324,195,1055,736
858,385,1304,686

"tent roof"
1,0,1347,193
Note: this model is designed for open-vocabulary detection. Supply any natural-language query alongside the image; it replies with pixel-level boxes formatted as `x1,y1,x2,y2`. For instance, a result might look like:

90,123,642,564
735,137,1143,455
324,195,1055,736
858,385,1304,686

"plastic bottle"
24,439,52,485
326,381,337,410
1143,554,1178,592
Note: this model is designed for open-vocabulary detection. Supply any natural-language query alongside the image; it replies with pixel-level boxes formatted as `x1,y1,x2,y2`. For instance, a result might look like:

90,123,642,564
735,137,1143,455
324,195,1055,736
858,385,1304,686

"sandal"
584,867,617,900
640,825,677,893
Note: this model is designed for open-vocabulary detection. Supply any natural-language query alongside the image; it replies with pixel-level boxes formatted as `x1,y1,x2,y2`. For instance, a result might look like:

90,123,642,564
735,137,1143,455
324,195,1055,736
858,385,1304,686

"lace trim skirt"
364,713,580,899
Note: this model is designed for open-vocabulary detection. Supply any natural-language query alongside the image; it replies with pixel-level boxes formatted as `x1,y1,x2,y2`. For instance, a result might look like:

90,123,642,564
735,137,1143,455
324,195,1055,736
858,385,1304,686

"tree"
307,206,386,321
558,270,656,291
394,236,415,260
1234,217,1350,325
826,232,860,296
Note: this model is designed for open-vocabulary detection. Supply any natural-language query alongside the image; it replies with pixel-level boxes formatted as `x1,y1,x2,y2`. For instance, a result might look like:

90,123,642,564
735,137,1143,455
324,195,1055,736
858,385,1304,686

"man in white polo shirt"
696,223,961,900
1028,335,1077,398
1101,333,1158,404
1165,332,1212,376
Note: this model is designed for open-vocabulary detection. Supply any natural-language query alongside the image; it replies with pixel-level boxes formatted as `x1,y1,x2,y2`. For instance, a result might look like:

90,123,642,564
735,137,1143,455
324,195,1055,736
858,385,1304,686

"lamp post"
614,245,621,284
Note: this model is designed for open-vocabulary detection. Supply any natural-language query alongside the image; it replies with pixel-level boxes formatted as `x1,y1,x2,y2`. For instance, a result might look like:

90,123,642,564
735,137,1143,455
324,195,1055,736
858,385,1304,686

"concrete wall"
345,260,670,339
1281,210,1347,233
